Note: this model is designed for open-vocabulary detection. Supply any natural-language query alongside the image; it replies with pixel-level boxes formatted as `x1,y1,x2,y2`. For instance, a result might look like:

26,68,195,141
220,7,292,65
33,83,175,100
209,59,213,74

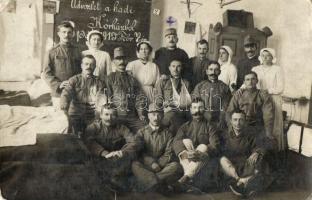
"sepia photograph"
0,0,311,199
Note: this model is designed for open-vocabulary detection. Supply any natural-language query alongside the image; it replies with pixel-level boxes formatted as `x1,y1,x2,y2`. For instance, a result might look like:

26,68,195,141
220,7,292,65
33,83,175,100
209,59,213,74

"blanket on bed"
0,105,68,147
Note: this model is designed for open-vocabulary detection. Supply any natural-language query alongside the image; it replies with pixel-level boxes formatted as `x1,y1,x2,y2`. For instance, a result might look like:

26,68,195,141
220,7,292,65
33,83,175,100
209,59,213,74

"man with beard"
154,28,190,81
43,21,82,109
236,35,260,88
189,39,210,89
132,103,183,193
155,59,192,134
227,72,274,139
60,54,107,136
173,98,220,191
83,103,138,192
192,61,231,128
106,47,147,133
220,110,267,197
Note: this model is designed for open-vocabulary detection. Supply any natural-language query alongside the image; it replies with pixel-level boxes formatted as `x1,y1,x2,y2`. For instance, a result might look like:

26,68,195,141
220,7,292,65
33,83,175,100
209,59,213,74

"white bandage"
182,139,194,151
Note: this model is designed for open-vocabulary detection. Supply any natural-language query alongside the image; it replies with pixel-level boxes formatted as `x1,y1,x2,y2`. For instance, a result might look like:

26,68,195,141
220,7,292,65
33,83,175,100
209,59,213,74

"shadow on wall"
149,0,165,51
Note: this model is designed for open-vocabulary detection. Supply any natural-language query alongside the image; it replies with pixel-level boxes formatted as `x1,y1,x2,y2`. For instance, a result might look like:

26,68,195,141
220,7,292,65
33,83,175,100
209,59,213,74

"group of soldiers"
42,21,282,197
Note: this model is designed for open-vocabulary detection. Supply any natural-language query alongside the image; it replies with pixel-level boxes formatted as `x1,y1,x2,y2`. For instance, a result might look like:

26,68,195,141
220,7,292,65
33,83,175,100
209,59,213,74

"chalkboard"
54,0,152,60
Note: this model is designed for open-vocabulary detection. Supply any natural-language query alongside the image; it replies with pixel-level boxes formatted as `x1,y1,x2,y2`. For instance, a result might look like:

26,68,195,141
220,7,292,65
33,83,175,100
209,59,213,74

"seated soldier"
154,59,192,135
192,61,232,128
220,110,268,197
132,103,183,193
83,103,138,192
60,54,107,136
173,98,220,192
106,47,147,133
226,72,274,139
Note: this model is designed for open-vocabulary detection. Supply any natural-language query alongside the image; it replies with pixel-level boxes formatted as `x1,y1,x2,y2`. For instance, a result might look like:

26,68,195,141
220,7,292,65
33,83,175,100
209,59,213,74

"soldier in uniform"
60,54,107,136
154,59,192,135
189,39,210,89
220,110,268,197
83,103,138,192
173,98,221,191
236,35,260,88
106,47,147,133
192,61,232,128
132,103,183,193
43,21,82,109
154,28,190,81
226,72,274,139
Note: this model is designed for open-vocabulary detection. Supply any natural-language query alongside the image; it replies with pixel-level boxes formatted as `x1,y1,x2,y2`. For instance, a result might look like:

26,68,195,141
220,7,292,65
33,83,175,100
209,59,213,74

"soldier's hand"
139,114,147,123
115,150,123,158
247,152,259,165
105,151,118,159
151,162,161,172
236,87,245,96
60,81,69,89
100,150,110,158
160,74,169,80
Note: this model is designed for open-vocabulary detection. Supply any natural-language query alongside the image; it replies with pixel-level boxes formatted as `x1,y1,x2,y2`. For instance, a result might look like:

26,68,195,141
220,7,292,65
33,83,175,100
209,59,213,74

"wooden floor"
118,189,311,200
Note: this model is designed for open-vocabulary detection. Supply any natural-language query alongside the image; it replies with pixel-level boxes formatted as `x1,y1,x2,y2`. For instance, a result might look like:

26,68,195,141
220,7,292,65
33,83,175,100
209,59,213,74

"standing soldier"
43,21,81,109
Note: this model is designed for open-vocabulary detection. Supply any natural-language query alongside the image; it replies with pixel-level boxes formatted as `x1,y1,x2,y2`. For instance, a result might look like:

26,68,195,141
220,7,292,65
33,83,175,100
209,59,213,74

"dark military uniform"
83,120,138,192
221,127,266,174
154,47,190,80
132,125,182,191
60,74,107,135
43,43,82,97
236,55,260,88
226,88,274,137
155,77,191,134
173,118,221,190
220,126,268,192
106,71,147,133
189,56,210,89
192,80,231,126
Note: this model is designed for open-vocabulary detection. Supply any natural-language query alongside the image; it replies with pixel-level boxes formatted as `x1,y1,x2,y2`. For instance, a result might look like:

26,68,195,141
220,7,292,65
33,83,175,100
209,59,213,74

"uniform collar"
229,126,246,138
148,124,163,134
59,42,73,48
192,116,205,123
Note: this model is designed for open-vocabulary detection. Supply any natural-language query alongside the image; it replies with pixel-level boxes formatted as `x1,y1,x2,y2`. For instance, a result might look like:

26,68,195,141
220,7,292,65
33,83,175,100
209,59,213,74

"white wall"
0,0,43,81
150,0,312,95
149,0,312,123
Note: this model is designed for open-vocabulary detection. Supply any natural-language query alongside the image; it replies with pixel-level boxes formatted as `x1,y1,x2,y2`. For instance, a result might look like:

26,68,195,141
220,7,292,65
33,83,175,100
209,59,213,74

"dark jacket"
136,125,175,168
173,118,220,157
236,55,260,88
155,77,191,109
221,126,266,161
154,47,190,80
226,88,274,136
43,43,82,97
60,74,106,117
106,71,145,117
83,120,138,159
189,56,210,88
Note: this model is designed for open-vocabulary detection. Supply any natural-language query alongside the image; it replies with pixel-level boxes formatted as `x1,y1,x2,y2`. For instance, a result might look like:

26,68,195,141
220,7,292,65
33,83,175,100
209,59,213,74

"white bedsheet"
0,105,68,147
